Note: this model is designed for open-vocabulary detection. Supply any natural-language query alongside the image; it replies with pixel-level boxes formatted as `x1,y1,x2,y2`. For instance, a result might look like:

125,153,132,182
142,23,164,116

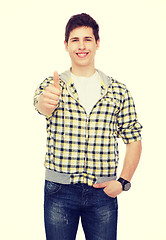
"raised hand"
37,71,61,116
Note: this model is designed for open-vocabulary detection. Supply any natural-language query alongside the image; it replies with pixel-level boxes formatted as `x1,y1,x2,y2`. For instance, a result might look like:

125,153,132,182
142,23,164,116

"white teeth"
77,53,88,58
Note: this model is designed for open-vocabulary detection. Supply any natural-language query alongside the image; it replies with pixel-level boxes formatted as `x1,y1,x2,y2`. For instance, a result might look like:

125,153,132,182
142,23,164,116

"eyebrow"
70,37,79,41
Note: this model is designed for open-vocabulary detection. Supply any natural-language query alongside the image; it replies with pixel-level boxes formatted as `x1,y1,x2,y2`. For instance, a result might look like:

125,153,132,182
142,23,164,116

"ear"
64,41,68,51
96,38,100,50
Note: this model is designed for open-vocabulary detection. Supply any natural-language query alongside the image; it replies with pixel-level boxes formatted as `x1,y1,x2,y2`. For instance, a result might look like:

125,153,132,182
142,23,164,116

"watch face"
124,182,131,191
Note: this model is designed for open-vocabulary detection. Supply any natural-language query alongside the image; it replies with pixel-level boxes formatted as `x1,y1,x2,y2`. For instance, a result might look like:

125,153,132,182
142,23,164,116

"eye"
85,38,93,41
71,38,79,42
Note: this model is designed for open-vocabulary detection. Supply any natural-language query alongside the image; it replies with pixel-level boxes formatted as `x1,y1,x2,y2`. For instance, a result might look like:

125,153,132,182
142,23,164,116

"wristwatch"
117,177,131,191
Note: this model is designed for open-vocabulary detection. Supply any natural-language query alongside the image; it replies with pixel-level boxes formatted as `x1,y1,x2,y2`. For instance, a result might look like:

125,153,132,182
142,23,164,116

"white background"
0,0,166,239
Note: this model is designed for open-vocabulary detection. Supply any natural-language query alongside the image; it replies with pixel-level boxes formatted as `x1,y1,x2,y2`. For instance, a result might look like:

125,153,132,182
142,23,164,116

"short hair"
65,13,99,43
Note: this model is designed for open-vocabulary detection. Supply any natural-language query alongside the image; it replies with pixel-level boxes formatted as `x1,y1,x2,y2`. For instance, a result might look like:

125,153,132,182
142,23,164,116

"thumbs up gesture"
53,71,60,89
37,71,61,116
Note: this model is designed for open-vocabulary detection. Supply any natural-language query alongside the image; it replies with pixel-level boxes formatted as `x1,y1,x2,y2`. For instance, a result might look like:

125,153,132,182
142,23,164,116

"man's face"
64,27,100,71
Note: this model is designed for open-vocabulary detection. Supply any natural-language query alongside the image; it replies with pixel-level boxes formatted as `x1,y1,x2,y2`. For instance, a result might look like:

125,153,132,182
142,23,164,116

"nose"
78,40,86,50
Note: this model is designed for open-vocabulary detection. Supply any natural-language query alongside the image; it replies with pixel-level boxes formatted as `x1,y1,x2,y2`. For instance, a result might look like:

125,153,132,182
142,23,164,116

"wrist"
117,177,131,191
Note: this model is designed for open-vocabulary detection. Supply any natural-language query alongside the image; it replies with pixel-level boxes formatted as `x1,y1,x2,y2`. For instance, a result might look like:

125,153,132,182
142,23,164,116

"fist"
37,71,61,116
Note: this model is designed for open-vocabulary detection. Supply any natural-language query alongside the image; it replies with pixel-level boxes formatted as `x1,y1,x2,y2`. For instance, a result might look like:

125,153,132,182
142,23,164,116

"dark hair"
65,13,99,43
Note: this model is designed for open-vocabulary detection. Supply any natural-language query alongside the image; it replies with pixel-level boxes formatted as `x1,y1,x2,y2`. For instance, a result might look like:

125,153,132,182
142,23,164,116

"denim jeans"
44,180,118,240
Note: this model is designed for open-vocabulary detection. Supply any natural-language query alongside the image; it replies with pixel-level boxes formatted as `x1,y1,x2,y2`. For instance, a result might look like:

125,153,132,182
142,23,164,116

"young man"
34,13,142,240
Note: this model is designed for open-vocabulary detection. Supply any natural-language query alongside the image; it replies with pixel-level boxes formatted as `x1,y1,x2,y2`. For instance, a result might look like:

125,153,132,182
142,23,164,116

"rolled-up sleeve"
117,88,142,144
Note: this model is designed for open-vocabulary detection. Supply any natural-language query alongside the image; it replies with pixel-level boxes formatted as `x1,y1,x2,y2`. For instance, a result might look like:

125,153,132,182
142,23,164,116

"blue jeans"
44,180,118,240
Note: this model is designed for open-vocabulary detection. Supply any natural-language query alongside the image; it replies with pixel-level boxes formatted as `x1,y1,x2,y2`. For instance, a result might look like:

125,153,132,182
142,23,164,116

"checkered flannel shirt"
34,70,142,185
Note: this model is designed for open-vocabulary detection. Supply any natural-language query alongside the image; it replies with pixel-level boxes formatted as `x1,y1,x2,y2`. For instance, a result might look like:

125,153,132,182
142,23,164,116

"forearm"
93,140,142,197
120,140,142,181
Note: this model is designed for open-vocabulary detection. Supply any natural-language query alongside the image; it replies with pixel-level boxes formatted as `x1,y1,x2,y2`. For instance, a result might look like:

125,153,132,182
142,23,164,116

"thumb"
53,71,60,89
93,182,109,188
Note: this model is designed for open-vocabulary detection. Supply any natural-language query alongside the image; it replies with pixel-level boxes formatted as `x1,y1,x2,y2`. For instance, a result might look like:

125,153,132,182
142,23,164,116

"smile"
76,52,89,58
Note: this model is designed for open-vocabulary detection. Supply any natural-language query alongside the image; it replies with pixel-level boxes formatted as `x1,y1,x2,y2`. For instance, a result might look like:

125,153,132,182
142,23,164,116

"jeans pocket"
45,180,62,195
102,189,116,200
102,189,118,210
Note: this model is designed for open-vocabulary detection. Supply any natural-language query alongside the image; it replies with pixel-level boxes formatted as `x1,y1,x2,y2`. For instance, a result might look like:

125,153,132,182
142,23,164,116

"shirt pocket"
100,97,121,115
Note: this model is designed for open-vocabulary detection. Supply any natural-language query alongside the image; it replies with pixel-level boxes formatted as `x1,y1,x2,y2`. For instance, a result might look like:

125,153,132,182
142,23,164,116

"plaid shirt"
34,69,142,186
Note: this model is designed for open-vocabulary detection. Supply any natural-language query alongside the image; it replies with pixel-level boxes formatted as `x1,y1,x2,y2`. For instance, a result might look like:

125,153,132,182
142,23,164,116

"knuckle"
42,91,48,97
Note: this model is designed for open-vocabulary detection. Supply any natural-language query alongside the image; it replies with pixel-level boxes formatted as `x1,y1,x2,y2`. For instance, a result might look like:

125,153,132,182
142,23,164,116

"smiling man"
65,26,100,76
34,13,142,240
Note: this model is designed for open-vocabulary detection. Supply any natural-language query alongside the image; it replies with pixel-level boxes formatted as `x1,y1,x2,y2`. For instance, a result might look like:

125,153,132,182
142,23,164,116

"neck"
71,65,96,77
